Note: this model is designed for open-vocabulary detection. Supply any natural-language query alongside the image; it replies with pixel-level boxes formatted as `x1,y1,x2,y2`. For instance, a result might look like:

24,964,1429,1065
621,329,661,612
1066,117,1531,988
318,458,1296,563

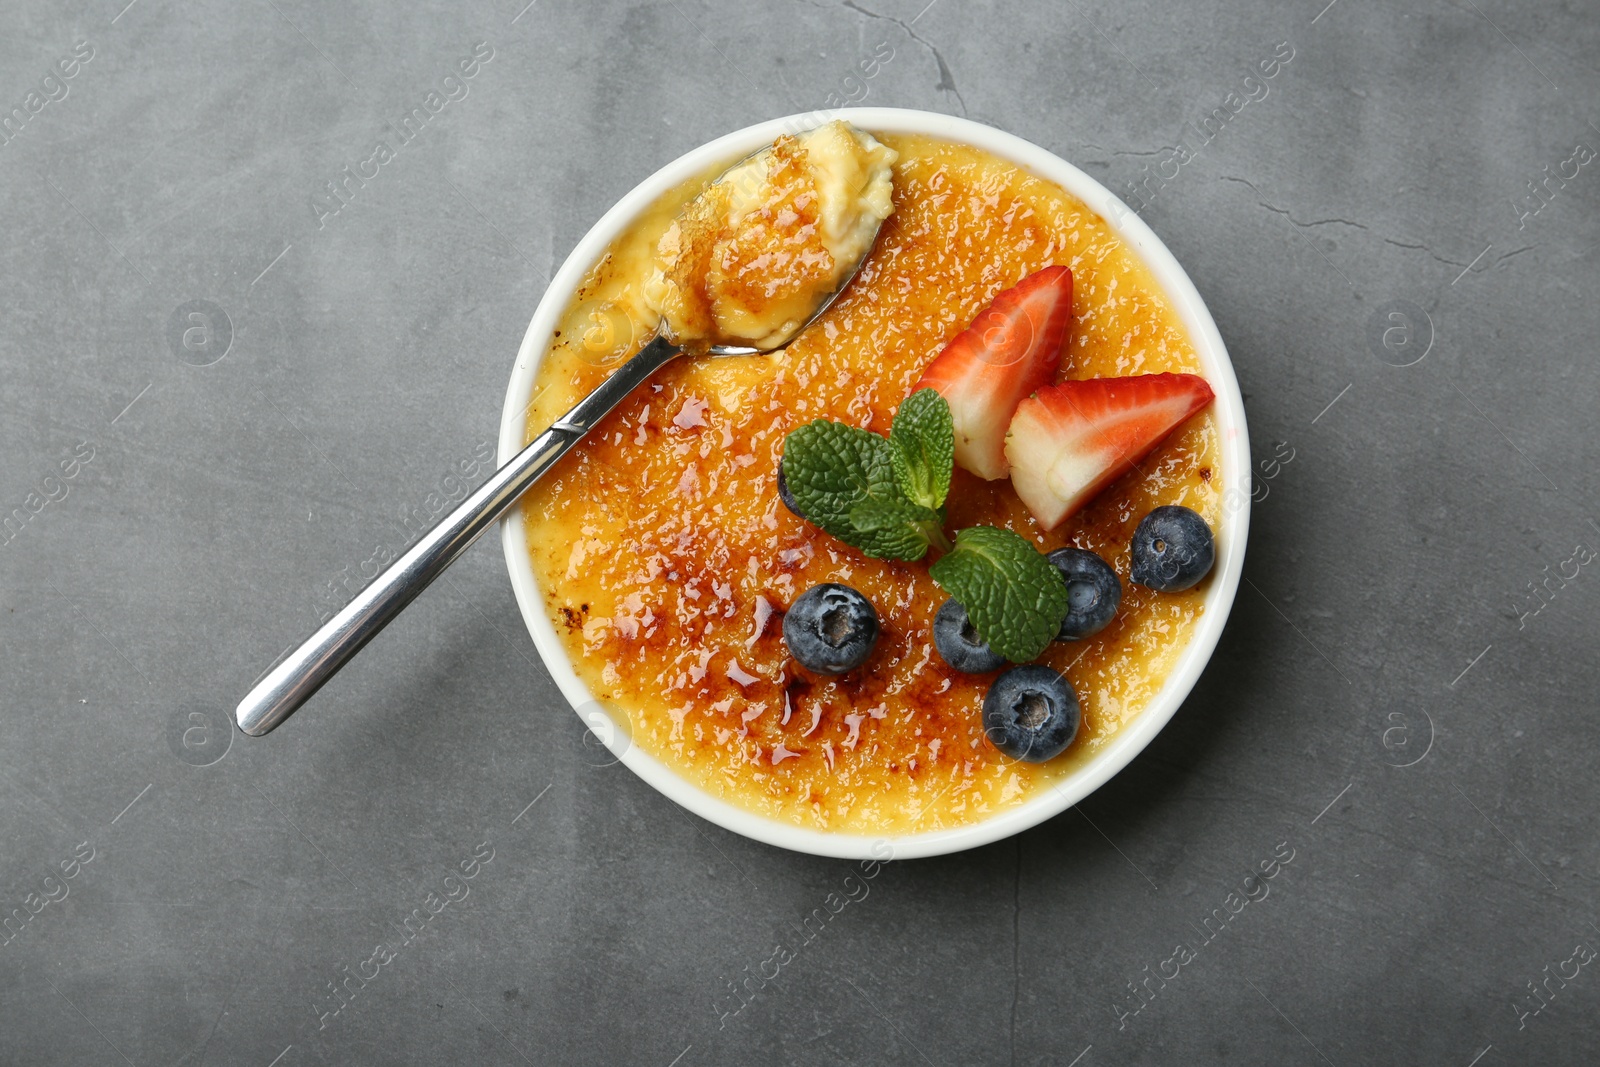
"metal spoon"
235,162,885,737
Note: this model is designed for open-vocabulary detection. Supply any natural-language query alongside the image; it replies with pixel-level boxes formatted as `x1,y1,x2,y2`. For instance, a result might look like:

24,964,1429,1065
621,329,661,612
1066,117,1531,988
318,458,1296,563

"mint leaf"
889,388,954,510
782,419,899,544
781,396,955,562
848,498,946,560
928,525,1070,662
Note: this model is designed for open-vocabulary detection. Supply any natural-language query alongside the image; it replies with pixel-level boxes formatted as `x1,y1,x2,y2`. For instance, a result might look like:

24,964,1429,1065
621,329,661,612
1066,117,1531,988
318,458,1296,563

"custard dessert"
521,130,1223,835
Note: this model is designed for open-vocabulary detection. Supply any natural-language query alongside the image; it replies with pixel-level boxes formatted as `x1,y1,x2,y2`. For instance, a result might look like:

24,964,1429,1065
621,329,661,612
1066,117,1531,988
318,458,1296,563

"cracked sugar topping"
522,133,1221,834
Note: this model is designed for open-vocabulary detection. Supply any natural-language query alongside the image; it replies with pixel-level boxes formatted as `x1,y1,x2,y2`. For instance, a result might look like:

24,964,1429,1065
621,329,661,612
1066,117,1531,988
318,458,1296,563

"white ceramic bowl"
498,108,1249,859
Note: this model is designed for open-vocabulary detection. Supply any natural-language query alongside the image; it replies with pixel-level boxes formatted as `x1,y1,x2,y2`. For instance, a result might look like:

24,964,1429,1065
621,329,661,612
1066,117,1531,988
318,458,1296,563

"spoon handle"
235,334,682,737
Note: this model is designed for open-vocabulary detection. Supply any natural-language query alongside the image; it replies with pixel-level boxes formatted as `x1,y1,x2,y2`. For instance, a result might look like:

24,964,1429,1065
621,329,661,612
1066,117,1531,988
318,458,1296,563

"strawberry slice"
1004,373,1215,530
913,266,1073,480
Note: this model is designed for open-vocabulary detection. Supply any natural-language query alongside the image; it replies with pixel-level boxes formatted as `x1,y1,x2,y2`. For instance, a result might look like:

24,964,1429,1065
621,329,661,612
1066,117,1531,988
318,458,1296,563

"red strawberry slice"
1004,373,1215,530
913,265,1073,481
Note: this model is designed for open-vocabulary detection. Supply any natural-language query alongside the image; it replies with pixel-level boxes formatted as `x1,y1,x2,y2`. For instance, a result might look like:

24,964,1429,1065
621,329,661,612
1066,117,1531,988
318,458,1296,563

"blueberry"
783,583,879,675
1129,505,1215,592
932,599,1007,673
776,459,806,519
982,664,1080,762
1047,548,1121,640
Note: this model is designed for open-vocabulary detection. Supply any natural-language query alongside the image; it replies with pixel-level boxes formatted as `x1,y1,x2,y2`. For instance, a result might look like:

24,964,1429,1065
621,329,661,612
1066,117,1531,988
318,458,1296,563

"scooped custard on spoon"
232,122,895,740
646,120,897,350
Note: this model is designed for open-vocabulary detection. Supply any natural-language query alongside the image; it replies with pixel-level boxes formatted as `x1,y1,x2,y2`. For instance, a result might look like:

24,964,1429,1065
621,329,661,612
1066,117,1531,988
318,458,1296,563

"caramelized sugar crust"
522,134,1223,834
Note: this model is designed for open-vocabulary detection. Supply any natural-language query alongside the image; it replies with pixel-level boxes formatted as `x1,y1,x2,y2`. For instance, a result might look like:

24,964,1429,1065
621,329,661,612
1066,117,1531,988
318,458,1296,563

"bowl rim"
497,107,1250,860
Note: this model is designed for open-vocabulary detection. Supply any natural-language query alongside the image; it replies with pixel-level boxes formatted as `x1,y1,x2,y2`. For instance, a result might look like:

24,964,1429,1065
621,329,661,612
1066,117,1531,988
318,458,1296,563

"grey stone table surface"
2,0,1597,1063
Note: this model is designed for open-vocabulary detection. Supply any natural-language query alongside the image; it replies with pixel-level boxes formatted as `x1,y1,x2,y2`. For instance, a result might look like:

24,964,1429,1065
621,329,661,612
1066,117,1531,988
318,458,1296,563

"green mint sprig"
887,387,954,511
781,389,1069,662
926,526,1069,662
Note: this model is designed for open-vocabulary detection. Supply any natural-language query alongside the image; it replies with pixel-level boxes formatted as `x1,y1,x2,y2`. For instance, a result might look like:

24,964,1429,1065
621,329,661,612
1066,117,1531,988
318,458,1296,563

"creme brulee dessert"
521,125,1223,835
